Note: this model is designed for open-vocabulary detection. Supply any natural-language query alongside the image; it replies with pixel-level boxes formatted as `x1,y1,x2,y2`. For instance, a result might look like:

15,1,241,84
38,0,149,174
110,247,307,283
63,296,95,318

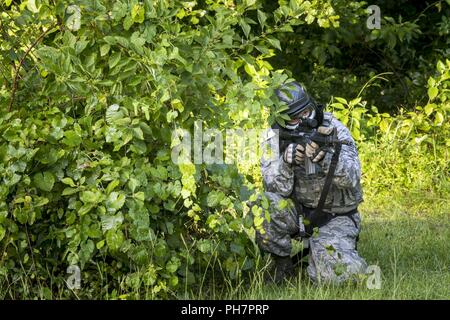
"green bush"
0,0,302,298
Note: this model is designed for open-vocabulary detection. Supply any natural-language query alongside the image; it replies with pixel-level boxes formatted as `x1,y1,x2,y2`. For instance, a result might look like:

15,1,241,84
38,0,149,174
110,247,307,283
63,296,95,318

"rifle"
278,119,352,175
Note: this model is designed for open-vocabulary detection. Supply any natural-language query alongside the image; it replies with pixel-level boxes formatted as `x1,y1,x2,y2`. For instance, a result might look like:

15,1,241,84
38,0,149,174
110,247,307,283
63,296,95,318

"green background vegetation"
0,0,448,299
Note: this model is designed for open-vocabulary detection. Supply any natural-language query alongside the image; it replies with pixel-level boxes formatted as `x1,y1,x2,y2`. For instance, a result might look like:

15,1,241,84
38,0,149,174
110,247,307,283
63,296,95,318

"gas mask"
285,104,317,130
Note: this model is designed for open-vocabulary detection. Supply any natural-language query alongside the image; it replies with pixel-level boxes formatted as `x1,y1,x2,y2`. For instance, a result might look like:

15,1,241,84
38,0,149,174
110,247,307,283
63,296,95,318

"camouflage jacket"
260,112,363,214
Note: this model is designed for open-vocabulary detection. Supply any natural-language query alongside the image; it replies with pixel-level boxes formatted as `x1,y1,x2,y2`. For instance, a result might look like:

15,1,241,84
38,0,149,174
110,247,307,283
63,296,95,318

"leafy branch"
8,23,57,112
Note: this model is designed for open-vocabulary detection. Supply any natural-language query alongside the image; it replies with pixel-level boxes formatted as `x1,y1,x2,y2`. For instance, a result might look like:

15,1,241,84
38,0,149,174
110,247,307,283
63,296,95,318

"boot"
265,254,295,284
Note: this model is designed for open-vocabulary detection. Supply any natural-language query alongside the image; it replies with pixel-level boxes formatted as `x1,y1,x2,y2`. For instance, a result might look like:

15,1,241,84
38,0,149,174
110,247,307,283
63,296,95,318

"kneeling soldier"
254,81,368,284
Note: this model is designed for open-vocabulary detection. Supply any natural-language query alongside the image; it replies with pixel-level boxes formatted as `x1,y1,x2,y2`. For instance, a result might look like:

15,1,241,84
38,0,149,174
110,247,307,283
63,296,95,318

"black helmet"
275,81,323,128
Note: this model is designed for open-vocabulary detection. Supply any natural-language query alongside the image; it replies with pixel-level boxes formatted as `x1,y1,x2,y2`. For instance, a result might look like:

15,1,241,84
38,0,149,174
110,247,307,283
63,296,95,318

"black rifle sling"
308,142,342,231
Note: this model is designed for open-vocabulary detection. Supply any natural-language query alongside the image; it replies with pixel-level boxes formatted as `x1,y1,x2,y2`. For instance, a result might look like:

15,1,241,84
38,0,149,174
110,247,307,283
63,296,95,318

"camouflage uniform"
255,112,368,283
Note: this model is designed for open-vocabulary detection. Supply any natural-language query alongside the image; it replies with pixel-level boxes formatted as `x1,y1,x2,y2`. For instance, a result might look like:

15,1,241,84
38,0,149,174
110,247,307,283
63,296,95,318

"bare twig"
8,23,57,112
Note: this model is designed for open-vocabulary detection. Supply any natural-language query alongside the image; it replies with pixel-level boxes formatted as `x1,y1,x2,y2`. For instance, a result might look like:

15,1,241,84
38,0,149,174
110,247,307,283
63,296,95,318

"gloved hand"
305,126,334,163
283,143,306,165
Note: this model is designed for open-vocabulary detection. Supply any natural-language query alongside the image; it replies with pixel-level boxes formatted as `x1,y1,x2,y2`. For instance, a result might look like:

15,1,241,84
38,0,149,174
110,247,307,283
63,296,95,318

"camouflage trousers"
254,192,368,284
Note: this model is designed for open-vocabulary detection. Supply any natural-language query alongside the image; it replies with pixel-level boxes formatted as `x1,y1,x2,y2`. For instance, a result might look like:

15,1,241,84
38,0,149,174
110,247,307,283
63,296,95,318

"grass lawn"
186,197,450,300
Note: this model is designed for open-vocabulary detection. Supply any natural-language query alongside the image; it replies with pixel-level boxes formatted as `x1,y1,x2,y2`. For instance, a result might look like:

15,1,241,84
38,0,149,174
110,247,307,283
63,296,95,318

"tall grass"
180,201,449,300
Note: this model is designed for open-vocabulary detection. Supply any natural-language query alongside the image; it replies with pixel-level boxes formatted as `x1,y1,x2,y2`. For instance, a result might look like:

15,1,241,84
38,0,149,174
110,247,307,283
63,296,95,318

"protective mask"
285,107,316,130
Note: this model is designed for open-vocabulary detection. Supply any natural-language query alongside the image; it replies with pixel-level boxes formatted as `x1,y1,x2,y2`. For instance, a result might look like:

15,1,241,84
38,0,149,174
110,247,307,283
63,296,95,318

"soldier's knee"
263,191,282,203
327,259,367,284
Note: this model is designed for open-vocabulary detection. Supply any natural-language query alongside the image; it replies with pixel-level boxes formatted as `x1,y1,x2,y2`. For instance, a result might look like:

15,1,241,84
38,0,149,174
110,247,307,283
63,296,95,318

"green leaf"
424,104,434,116
112,1,128,20
331,102,344,109
127,178,140,193
171,99,184,113
166,257,181,273
244,63,257,77
257,10,267,28
109,52,121,69
166,110,178,123
33,172,55,192
61,177,76,187
105,192,126,213
132,127,144,140
78,203,94,216
434,111,444,126
134,191,145,202
267,37,281,50
197,239,211,253
106,104,121,124
104,36,117,45
176,8,186,19
0,225,6,241
27,0,39,13
350,97,362,106
106,228,124,251
428,87,438,100
207,191,224,208
239,20,251,38
100,44,110,56
75,39,89,54
169,276,179,287
380,119,389,132
62,187,79,196
130,32,146,55
278,24,294,32
150,165,168,180
261,195,269,209
149,204,159,214
335,97,348,104
106,180,120,194
63,131,82,147
101,213,124,232
244,0,256,7
34,197,49,207
80,190,102,204
123,15,134,30
79,240,94,266
230,242,244,255
131,4,145,23
96,240,105,250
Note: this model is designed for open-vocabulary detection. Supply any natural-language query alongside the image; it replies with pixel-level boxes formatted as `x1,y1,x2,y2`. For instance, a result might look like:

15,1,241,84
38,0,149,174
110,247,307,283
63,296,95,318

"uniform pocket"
295,177,324,208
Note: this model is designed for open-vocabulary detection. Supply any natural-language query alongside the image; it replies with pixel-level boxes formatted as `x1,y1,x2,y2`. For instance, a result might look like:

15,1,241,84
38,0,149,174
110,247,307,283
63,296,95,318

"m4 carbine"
278,119,352,175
